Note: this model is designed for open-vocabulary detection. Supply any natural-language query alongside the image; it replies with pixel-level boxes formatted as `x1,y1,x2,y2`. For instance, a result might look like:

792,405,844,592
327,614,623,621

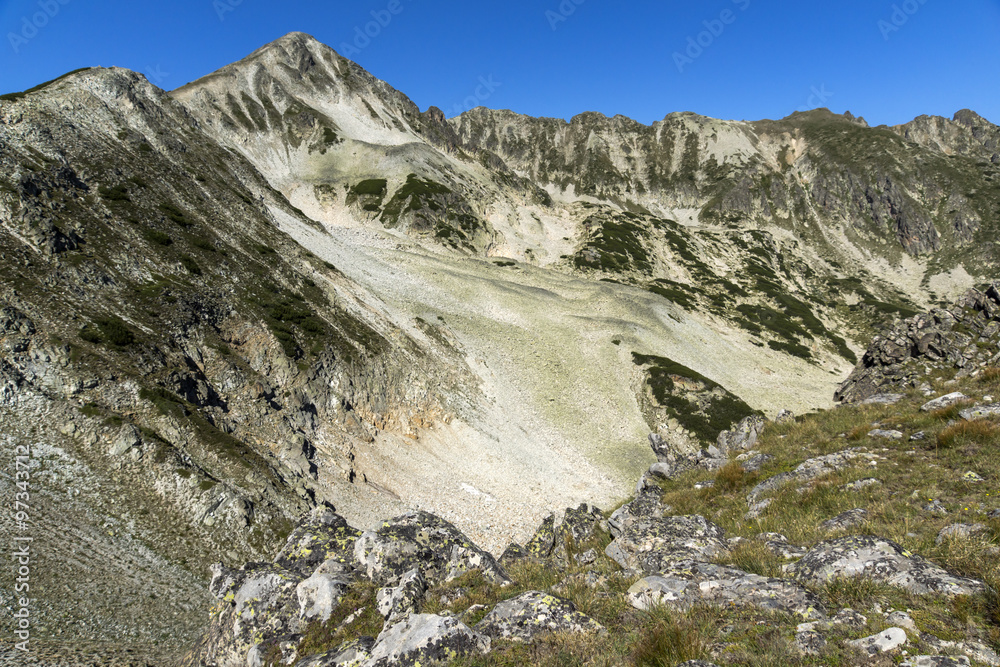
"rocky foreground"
184,284,1000,666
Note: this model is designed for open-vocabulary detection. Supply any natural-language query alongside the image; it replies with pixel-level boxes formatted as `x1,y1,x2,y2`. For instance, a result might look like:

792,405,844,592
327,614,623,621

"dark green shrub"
144,230,172,246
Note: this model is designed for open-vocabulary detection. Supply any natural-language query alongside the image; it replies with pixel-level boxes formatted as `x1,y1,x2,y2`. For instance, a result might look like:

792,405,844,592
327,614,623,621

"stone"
848,627,908,656
921,392,969,411
744,498,772,520
605,515,729,574
959,403,1000,420
747,449,878,502
910,431,927,441
735,451,772,473
608,487,671,537
788,535,984,598
860,394,905,405
830,608,867,630
923,500,949,515
844,478,882,491
297,561,353,623
886,610,918,633
961,471,984,483
756,533,807,560
775,409,795,424
628,560,825,620
988,509,1000,519
475,591,603,642
794,630,827,656
376,567,427,625
276,508,363,574
353,511,509,587
108,424,141,457
365,614,489,666
900,657,970,667
868,429,904,440
820,508,868,532
935,523,987,545
716,414,766,455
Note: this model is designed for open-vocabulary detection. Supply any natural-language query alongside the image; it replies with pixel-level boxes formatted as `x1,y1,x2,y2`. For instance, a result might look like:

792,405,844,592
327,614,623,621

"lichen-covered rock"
869,429,904,440
365,614,489,666
276,508,363,575
297,561,354,623
788,535,984,597
605,515,729,574
627,560,825,620
747,449,878,502
901,657,970,667
959,403,1000,421
847,627,908,656
921,392,969,412
716,414,766,455
295,637,375,666
935,523,987,545
200,562,306,666
820,508,868,532
607,488,672,538
376,567,427,625
757,533,807,560
353,511,509,587
475,591,603,642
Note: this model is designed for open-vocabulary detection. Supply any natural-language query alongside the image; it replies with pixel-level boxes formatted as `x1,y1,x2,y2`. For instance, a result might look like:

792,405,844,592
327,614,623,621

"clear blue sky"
2,0,998,127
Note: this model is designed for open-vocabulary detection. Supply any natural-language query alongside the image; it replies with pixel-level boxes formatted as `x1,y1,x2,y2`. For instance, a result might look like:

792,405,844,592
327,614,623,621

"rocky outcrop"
787,535,984,598
475,591,603,642
836,282,1000,403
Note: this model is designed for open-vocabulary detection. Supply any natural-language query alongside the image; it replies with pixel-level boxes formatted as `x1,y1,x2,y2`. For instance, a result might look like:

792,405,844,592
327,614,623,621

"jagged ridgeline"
1,29,999,664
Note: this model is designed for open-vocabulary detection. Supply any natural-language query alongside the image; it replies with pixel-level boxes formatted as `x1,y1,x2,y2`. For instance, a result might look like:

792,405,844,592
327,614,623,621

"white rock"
920,392,968,412
848,627,908,655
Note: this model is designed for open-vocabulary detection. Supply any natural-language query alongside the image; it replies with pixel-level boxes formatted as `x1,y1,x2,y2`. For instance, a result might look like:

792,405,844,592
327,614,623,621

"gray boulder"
365,614,489,666
860,394,905,405
959,403,1000,420
748,449,878,502
475,591,603,642
935,523,987,545
901,658,970,667
868,429,904,440
353,511,509,587
848,627,908,656
297,561,354,624
376,567,428,625
788,535,984,597
275,508,363,575
820,508,868,532
716,414,766,455
921,392,968,411
627,560,825,620
605,515,729,574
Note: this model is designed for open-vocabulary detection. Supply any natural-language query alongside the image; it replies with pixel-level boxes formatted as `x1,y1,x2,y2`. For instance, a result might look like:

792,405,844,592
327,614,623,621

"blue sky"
1,0,998,127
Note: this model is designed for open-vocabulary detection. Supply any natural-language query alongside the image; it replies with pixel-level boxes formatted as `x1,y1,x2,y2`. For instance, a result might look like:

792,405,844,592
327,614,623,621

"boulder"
296,561,354,623
788,535,983,597
365,614,489,666
376,567,427,625
901,658,970,667
353,511,509,587
959,403,1000,421
275,507,363,575
716,414,766,455
860,394,905,405
935,523,987,545
848,627,908,656
820,509,869,532
627,560,825,620
757,533,807,560
605,515,729,574
747,449,878,502
475,591,603,642
868,429,904,440
921,392,969,412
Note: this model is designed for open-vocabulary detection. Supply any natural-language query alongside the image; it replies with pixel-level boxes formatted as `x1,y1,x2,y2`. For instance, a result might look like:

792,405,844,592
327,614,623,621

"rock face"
787,535,984,598
837,283,1000,403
